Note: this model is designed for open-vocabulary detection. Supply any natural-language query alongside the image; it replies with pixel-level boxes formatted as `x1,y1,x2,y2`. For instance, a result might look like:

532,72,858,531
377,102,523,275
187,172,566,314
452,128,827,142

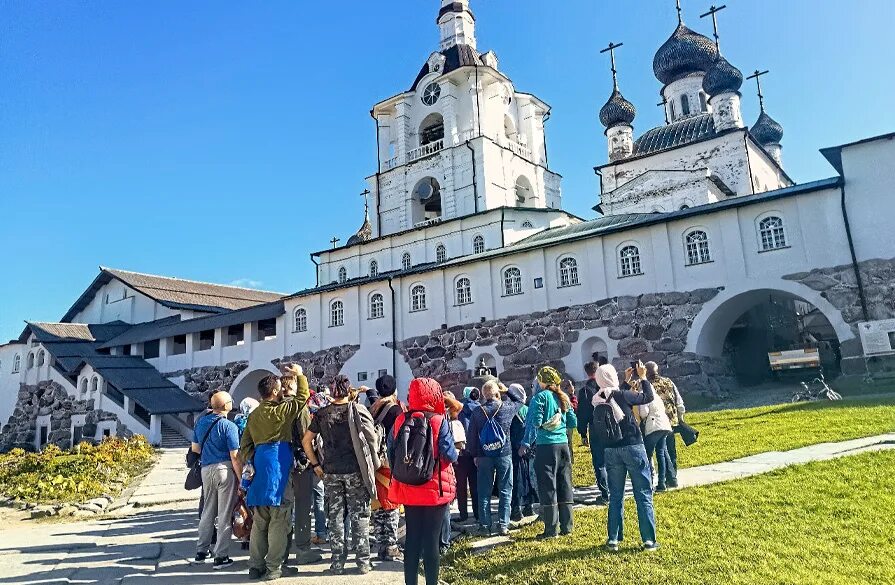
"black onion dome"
751,110,784,145
346,213,373,246
600,88,637,128
653,23,719,85
702,55,743,96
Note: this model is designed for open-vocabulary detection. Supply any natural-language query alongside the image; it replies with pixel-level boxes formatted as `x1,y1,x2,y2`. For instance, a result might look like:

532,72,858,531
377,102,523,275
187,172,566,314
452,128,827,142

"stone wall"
273,345,361,390
163,361,250,403
0,381,119,452
396,287,737,400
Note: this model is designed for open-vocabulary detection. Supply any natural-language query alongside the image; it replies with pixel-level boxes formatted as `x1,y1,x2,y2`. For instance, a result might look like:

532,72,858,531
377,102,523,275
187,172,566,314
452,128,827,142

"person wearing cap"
192,390,242,569
520,366,577,539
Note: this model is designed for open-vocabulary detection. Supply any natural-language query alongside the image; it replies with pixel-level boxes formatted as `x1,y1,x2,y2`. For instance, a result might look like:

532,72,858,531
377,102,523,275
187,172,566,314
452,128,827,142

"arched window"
369,260,379,278
91,376,99,396
419,113,445,146
685,230,712,265
619,245,643,277
759,216,787,251
558,257,580,287
681,94,691,116
515,176,532,207
293,308,307,332
521,220,534,229
436,244,447,264
338,266,347,284
455,277,472,305
369,293,385,320
473,235,485,254
503,267,523,296
36,350,45,367
330,300,344,327
12,354,20,373
669,99,676,119
410,285,427,312
699,92,708,112
79,378,88,399
402,253,412,271
27,352,35,369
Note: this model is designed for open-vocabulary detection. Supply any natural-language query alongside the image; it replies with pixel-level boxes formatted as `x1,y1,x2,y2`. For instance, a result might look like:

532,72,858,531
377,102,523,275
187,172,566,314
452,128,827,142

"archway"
690,286,853,386
514,176,532,207
411,177,442,224
419,113,445,146
581,336,609,367
230,367,280,408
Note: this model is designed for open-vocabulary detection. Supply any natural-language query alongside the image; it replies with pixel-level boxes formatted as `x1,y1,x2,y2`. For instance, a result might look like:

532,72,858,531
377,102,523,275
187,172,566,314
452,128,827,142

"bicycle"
791,372,843,403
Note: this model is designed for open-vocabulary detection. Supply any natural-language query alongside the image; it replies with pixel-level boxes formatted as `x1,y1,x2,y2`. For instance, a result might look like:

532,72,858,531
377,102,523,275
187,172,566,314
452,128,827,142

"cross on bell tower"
747,69,770,111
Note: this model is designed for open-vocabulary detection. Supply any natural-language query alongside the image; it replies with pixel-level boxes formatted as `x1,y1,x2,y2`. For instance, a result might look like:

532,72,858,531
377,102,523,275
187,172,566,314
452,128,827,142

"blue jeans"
441,503,452,549
477,455,513,531
644,431,675,488
588,439,609,499
312,475,327,538
605,444,657,544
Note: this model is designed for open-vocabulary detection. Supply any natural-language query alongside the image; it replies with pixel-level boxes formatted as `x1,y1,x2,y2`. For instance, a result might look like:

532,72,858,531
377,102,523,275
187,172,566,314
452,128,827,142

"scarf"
591,365,625,423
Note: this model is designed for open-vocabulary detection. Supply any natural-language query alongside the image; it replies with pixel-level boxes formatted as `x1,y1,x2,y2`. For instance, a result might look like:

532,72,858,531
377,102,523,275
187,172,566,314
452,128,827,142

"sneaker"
605,540,619,552
522,506,535,517
193,551,211,564
559,529,572,536
655,485,668,493
535,532,558,541
279,566,299,577
328,562,345,575
666,480,679,489
212,557,234,570
642,541,661,552
358,561,373,575
383,545,403,561
497,526,510,536
262,570,281,581
476,525,491,536
248,567,268,580
311,535,328,546
593,495,609,506
294,548,323,565
510,509,523,522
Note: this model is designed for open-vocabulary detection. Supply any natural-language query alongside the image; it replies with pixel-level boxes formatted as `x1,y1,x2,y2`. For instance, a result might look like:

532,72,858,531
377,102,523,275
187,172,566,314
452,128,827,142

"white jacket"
639,395,673,436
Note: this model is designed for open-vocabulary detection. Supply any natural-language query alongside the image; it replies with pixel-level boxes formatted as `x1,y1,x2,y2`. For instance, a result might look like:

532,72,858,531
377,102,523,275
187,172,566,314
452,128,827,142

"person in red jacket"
387,378,458,585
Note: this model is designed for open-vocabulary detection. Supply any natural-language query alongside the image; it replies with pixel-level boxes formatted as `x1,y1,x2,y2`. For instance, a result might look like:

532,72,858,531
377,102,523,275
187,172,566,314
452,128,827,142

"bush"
0,436,155,504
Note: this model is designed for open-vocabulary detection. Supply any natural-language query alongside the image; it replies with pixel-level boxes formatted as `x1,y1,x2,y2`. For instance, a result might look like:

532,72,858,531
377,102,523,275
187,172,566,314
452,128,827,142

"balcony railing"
406,139,444,163
382,156,399,171
504,137,532,160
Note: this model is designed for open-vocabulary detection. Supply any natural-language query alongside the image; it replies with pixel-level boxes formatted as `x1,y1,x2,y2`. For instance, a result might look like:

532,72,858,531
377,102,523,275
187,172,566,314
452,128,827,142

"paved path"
2,433,892,584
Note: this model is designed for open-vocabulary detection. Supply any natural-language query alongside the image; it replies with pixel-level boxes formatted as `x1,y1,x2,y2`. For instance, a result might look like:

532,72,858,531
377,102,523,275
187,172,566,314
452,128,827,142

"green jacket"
239,397,302,463
522,389,578,447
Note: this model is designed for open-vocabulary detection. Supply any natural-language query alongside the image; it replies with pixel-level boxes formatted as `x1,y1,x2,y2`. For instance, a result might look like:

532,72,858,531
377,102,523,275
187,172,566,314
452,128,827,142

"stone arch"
411,176,442,224
688,281,855,359
230,366,280,408
581,336,609,366
475,352,498,377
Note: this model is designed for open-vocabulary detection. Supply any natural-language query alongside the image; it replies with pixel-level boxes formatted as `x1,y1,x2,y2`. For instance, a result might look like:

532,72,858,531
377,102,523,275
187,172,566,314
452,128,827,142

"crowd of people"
189,357,687,583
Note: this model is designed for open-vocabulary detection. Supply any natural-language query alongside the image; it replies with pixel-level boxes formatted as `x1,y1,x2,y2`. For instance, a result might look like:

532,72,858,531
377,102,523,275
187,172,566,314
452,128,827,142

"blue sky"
2,0,894,342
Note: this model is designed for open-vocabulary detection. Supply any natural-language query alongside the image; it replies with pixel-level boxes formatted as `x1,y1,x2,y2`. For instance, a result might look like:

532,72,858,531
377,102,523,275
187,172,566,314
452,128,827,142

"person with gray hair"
466,379,520,536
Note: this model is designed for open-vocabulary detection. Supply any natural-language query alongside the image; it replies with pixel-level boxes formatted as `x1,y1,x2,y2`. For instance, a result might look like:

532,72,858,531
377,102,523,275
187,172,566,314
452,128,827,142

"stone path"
2,433,892,584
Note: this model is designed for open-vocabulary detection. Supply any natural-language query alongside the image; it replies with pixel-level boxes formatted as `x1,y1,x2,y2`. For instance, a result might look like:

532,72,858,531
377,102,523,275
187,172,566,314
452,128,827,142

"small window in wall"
669,99,676,119
410,285,427,312
378,369,388,379
369,293,385,320
338,267,348,284
558,257,580,287
685,230,712,265
12,354,20,373
144,339,160,359
36,350,46,367
759,216,788,251
226,325,245,347
294,308,308,333
330,301,345,327
79,378,88,399
170,335,187,355
256,319,277,341
357,372,369,382
455,277,472,305
681,94,691,116
91,376,99,396
473,235,485,254
103,428,112,438
619,245,643,277
27,353,35,369
521,220,534,229
369,260,379,277
39,425,49,449
436,244,447,264
402,253,412,271
699,92,708,112
198,329,215,351
503,267,523,296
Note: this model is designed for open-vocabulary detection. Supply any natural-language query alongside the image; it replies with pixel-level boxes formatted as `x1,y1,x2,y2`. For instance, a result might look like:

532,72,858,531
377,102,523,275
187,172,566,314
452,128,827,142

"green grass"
572,395,895,487
445,449,895,585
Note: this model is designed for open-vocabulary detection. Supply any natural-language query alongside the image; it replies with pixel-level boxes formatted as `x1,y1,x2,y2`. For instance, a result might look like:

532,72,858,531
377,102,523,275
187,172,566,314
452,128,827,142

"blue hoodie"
466,398,520,458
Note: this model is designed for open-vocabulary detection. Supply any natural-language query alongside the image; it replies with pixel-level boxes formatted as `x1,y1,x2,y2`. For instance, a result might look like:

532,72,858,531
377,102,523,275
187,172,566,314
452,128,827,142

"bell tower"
439,0,477,51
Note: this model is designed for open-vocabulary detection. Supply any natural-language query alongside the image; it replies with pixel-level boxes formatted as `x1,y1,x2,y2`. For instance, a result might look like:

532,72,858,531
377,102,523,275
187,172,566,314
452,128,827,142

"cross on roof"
699,4,727,51
360,189,371,216
330,237,341,249
657,96,670,124
676,0,684,24
747,69,770,111
600,42,624,89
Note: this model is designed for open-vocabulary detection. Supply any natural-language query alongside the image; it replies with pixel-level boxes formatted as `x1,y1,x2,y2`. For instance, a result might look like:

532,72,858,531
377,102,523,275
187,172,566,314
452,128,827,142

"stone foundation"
273,345,361,390
0,381,119,452
397,288,735,400
163,361,250,403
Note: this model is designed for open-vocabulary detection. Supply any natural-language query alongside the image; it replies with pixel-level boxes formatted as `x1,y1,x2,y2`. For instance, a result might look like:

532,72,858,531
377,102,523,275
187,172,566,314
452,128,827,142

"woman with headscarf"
387,378,458,585
519,366,577,539
234,397,259,438
591,361,660,552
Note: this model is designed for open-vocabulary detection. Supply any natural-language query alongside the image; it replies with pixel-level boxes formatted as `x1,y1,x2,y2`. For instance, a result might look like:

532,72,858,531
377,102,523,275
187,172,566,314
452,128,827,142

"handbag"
184,417,223,491
674,418,700,446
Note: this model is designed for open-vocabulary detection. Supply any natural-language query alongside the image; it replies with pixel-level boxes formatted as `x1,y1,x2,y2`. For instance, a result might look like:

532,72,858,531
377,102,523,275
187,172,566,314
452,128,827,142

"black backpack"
590,398,624,445
391,411,439,486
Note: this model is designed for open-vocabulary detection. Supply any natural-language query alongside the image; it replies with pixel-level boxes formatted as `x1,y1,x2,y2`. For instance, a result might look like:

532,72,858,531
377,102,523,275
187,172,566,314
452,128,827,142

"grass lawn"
444,449,895,585
572,395,895,487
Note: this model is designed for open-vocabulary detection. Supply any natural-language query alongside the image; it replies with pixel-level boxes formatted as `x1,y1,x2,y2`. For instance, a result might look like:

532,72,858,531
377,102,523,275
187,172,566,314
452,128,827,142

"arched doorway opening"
411,177,442,224
230,368,279,409
692,289,848,386
514,176,532,207
581,336,608,366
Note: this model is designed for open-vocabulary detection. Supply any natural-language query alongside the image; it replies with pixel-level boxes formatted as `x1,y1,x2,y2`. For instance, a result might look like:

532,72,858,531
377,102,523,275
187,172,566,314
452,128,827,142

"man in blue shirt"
193,391,242,569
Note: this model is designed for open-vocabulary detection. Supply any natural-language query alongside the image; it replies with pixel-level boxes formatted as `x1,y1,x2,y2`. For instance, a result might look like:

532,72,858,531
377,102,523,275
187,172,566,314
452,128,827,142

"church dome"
653,23,719,86
346,211,373,246
600,88,637,128
751,110,784,145
702,55,743,96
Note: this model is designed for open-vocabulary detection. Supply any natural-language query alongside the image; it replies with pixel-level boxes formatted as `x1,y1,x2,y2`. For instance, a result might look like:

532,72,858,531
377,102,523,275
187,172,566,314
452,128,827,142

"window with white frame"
503,267,523,296
410,285,427,312
369,260,379,278
619,245,643,277
330,300,344,327
369,293,385,319
293,307,307,332
338,266,347,284
473,235,485,254
758,216,787,251
455,277,472,305
12,354,20,373
402,253,412,271
558,257,580,287
685,230,712,265
436,244,447,264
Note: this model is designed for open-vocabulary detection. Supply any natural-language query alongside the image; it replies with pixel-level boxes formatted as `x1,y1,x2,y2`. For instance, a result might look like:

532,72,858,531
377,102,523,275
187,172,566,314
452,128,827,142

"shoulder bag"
184,417,223,491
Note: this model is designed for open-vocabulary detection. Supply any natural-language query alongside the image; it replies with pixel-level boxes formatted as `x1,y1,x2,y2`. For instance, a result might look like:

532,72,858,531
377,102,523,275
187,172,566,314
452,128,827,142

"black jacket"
580,378,655,448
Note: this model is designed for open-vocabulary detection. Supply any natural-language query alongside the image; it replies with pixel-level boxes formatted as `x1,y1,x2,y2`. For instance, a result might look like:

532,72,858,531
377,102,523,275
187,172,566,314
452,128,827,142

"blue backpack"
478,402,508,457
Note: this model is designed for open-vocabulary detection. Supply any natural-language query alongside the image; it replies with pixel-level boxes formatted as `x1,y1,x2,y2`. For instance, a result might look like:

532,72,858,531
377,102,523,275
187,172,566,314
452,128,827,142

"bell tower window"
681,94,691,116
419,113,445,146
411,177,443,224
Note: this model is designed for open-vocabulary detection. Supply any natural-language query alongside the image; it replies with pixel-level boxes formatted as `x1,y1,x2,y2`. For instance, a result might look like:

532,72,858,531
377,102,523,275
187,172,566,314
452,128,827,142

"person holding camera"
590,360,660,552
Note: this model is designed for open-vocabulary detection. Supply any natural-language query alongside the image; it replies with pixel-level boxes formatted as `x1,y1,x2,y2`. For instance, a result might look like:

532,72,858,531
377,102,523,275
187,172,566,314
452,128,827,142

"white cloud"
230,278,264,289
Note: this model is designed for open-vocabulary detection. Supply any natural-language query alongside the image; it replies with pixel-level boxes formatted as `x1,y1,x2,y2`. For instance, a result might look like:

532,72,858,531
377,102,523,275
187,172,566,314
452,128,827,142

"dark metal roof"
703,55,743,96
411,44,483,91
438,2,474,21
99,302,284,349
653,23,718,85
599,88,637,129
22,321,131,344
633,114,717,156
751,110,784,146
116,387,205,415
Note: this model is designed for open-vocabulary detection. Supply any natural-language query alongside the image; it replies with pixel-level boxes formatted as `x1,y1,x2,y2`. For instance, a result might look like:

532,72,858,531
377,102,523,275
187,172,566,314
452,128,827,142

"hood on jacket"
407,378,446,415
506,383,526,404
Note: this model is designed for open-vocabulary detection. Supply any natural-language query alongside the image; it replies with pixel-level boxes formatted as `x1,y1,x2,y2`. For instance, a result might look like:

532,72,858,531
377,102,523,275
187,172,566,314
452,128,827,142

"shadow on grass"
705,395,895,423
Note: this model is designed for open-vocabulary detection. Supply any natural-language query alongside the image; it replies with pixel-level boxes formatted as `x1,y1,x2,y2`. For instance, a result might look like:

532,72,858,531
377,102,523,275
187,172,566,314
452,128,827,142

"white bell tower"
439,0,477,51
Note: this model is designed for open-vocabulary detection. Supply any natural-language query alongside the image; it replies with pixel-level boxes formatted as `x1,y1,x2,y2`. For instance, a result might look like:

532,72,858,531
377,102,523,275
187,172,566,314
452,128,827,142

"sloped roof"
634,114,717,156
411,44,484,91
25,321,132,344
60,268,286,324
